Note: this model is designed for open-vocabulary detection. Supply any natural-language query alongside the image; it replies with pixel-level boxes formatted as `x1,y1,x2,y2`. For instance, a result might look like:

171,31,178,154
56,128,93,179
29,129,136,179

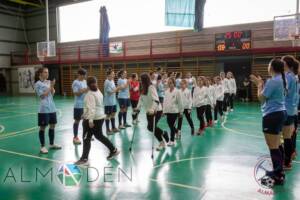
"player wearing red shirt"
130,73,140,125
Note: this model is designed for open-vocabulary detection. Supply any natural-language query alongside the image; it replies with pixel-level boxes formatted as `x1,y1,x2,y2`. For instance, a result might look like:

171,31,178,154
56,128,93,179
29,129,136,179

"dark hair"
283,55,300,75
293,59,299,75
282,55,295,70
87,76,97,87
156,67,161,72
149,71,154,76
168,78,176,86
106,68,113,76
157,74,162,81
176,72,182,79
270,58,287,94
34,67,47,83
117,70,125,78
77,68,86,76
131,73,137,79
140,73,151,95
167,72,173,77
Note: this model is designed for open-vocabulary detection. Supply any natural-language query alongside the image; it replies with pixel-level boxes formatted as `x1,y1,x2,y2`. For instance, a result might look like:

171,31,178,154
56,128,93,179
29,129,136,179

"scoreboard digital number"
215,30,251,51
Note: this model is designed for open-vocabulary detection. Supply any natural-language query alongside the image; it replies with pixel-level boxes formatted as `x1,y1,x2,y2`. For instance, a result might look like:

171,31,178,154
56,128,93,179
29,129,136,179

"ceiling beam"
8,0,43,8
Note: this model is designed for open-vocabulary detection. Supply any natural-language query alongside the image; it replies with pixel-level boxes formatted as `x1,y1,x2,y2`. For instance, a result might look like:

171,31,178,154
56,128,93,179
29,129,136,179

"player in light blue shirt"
117,70,131,129
104,69,120,134
250,58,286,186
72,68,87,145
156,75,165,104
282,55,299,169
34,67,61,154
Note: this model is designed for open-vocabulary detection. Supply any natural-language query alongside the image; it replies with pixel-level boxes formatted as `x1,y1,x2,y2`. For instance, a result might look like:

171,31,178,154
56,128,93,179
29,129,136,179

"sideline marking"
0,125,5,133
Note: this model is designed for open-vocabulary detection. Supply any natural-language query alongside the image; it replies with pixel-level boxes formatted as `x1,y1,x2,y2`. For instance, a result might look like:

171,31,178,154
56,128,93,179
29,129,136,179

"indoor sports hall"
0,0,300,199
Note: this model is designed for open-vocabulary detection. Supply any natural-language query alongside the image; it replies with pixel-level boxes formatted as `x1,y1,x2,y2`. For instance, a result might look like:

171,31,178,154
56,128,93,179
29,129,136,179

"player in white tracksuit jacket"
136,73,170,151
222,73,231,112
205,79,215,127
193,76,208,135
214,76,224,123
163,78,184,146
227,72,237,111
177,79,195,136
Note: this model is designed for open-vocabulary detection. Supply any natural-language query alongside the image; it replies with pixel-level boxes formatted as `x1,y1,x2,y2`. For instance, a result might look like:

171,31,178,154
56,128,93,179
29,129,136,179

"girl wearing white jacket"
205,78,215,127
163,78,183,146
134,73,169,151
177,79,195,136
193,76,208,135
75,76,120,166
214,76,224,123
221,72,230,112
136,73,169,151
227,72,237,111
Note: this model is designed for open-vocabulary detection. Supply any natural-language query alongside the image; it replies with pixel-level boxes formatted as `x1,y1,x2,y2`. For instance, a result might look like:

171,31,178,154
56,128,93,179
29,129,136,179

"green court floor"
0,96,300,200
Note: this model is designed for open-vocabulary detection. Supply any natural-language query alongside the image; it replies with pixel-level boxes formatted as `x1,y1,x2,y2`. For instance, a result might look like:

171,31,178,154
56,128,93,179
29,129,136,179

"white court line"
149,178,205,192
0,125,5,133
0,112,36,120
221,116,263,139
0,126,38,138
0,148,64,164
222,115,300,142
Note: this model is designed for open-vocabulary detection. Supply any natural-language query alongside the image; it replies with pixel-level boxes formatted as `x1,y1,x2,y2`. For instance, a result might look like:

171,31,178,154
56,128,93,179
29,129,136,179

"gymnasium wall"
0,5,27,68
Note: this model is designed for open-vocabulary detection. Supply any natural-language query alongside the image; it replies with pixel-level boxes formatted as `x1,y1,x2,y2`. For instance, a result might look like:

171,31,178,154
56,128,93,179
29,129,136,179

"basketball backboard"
274,14,300,41
37,41,56,61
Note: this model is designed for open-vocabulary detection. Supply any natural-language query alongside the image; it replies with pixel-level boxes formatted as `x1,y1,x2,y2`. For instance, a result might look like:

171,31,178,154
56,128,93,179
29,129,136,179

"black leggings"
131,100,139,120
81,119,115,160
196,106,206,129
292,115,298,153
177,109,194,131
214,100,223,120
223,93,230,111
166,113,179,142
146,111,169,143
229,94,235,109
205,105,213,123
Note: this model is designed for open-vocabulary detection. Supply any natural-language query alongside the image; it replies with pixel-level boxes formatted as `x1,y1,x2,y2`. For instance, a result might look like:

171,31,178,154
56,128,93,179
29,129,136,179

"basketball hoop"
37,41,56,62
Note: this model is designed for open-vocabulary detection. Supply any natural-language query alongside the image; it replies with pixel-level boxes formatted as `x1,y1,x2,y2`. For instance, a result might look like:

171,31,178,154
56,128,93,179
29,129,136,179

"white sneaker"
231,109,234,112
214,120,218,124
40,147,48,154
167,141,175,146
132,120,137,125
119,125,125,129
156,142,166,151
49,144,62,150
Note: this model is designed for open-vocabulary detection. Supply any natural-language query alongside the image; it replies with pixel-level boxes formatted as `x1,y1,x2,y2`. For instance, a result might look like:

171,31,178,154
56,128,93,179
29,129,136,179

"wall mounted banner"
109,42,123,54
18,67,35,93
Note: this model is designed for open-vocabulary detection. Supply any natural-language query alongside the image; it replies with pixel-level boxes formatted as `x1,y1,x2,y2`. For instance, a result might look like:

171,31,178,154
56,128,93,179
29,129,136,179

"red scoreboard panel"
215,30,251,51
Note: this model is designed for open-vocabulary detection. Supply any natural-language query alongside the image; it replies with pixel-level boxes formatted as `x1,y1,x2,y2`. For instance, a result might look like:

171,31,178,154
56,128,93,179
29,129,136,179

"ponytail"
270,58,287,95
281,72,288,96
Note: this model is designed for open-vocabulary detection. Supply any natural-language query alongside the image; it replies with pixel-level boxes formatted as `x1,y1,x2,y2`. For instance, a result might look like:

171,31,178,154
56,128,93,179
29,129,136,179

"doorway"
224,60,252,100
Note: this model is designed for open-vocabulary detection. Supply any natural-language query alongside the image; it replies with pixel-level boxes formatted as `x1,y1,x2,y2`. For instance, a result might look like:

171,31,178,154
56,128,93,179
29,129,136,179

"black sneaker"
191,129,195,136
163,131,169,143
74,159,89,166
107,148,120,160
